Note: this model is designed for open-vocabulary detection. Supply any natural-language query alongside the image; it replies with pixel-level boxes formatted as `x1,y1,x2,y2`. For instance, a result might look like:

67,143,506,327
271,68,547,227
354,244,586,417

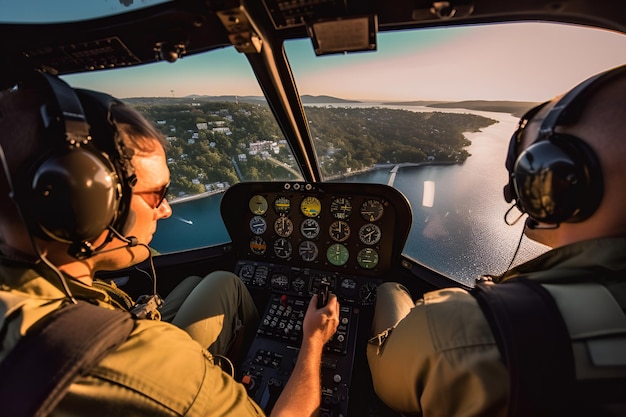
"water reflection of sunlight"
422,180,435,207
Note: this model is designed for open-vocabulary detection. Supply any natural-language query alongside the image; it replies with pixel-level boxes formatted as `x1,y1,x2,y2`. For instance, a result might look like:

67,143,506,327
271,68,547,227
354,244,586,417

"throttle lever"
317,278,330,308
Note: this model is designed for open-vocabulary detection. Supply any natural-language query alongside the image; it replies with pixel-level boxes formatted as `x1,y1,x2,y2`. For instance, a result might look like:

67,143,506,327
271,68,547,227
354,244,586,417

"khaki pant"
160,271,259,356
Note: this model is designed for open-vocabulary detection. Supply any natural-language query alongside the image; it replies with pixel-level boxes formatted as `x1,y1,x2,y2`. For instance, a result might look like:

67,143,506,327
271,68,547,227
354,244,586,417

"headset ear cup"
30,147,121,243
512,134,602,224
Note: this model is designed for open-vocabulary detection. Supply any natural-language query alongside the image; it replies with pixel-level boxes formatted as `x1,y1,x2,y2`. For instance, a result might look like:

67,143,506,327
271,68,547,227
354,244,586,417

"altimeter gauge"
360,199,384,222
358,223,381,245
329,220,351,242
274,216,294,237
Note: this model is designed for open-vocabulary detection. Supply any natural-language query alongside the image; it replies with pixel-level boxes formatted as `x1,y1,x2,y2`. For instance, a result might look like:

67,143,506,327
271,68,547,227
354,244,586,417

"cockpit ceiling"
0,0,624,81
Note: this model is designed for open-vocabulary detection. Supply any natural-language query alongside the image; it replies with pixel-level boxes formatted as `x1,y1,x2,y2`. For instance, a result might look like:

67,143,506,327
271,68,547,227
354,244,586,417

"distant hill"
381,100,448,106
123,96,538,117
124,94,360,105
427,100,541,117
301,95,361,104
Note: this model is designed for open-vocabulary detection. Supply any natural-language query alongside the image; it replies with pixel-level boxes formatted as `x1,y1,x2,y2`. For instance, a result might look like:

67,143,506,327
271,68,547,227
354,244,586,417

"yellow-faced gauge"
300,196,322,217
358,223,381,245
360,199,384,222
249,236,267,255
249,195,268,215
274,216,294,237
330,197,352,220
357,248,379,269
329,220,351,242
327,243,349,266
274,196,291,214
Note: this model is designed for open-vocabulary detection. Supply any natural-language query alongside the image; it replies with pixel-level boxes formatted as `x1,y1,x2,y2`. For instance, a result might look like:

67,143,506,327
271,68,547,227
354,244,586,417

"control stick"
317,278,330,308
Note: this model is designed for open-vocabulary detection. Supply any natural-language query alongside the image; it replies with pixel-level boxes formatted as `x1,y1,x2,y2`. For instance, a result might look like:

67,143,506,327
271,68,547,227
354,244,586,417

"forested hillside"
131,99,496,199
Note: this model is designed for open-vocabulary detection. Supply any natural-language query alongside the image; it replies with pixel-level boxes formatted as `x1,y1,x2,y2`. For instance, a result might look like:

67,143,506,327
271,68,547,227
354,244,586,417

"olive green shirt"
367,237,626,416
0,262,265,417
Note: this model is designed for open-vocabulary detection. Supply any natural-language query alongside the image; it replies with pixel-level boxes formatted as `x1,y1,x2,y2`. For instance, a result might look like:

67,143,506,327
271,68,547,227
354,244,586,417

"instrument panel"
222,182,412,416
220,181,413,276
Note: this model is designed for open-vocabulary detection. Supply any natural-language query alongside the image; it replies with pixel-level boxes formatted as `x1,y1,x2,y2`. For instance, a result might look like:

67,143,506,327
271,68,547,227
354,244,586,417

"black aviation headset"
10,71,137,259
503,65,626,227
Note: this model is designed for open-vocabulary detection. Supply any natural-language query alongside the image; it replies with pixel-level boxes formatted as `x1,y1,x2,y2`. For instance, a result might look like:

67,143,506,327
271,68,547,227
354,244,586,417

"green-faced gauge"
357,248,379,269
327,243,349,266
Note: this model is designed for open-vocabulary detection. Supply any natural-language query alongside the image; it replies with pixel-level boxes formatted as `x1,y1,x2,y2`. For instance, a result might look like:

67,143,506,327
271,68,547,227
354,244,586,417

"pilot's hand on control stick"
302,294,340,346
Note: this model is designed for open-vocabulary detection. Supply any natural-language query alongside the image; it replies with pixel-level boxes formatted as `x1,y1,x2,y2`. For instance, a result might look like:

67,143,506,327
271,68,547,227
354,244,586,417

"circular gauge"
299,240,319,262
249,236,266,255
249,215,267,235
274,196,291,214
327,243,349,266
274,216,294,237
340,278,357,290
300,218,320,239
330,197,352,220
273,238,293,259
300,196,322,217
249,195,268,215
292,276,307,293
357,248,379,269
360,199,384,222
239,264,255,283
358,223,382,245
359,282,378,304
329,220,351,242
270,273,289,291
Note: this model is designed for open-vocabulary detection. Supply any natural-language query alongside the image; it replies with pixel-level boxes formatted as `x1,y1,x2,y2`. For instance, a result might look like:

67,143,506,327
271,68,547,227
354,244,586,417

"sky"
6,1,623,102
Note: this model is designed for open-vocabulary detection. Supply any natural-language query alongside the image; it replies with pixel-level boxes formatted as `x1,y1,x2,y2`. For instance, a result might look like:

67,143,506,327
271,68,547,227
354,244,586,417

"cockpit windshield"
60,21,626,286
0,0,171,23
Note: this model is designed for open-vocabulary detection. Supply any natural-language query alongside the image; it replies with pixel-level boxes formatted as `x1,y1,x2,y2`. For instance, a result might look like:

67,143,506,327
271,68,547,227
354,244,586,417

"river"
150,104,548,287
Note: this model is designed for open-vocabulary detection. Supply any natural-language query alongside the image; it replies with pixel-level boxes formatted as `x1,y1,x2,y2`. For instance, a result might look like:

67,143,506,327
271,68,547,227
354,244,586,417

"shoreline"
169,160,458,205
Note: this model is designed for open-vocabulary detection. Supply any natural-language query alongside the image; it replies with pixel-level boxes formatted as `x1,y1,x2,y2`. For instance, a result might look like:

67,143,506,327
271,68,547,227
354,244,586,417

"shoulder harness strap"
472,277,626,416
0,301,134,417
471,277,576,417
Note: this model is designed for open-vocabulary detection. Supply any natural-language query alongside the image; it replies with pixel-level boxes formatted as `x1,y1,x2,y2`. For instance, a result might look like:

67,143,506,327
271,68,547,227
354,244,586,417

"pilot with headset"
0,72,339,416
367,64,626,416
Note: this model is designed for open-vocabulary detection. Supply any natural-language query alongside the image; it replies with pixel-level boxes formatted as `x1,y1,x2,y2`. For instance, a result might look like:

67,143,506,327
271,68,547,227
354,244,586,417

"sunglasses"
134,181,170,209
